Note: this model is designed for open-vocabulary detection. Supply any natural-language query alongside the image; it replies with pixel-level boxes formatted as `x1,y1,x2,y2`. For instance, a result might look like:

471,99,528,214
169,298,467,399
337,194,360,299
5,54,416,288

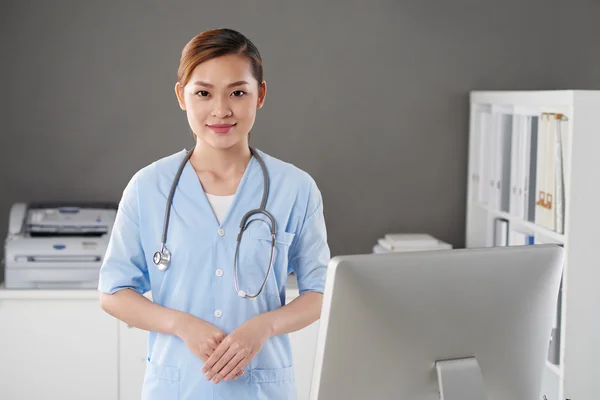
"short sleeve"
289,179,331,295
98,174,151,295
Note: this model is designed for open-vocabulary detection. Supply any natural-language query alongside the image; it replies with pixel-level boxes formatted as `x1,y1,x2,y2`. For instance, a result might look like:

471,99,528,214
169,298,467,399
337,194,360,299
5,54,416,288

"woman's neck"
189,139,252,177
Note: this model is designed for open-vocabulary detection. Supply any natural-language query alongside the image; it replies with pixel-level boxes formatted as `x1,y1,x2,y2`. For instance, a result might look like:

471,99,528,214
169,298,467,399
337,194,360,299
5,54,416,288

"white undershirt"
205,193,235,225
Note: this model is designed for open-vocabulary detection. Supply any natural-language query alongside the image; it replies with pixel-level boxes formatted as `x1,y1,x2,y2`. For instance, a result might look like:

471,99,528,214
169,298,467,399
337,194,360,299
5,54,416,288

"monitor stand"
436,357,488,400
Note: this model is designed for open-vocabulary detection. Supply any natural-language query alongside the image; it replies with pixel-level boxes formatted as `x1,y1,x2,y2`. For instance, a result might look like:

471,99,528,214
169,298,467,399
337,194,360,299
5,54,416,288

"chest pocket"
236,223,295,298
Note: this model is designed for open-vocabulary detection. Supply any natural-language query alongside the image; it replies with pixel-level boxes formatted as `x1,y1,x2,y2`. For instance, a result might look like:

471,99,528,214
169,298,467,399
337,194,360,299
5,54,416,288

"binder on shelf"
476,109,567,235
478,111,493,207
515,116,527,219
525,116,538,223
509,115,521,218
534,112,569,233
535,113,552,231
499,114,513,213
493,217,509,247
480,111,497,208
554,113,568,234
509,115,530,220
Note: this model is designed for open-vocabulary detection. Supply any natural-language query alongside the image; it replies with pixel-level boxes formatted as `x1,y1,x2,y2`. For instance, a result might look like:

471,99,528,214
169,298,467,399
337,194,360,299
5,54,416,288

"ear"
257,81,267,109
174,82,186,110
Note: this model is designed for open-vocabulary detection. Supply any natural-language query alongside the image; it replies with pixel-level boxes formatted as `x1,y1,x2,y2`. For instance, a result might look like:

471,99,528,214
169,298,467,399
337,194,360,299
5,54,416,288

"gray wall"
1,0,598,271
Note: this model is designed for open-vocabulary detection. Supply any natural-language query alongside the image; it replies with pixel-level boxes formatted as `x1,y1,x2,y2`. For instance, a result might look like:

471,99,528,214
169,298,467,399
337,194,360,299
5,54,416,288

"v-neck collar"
180,149,258,229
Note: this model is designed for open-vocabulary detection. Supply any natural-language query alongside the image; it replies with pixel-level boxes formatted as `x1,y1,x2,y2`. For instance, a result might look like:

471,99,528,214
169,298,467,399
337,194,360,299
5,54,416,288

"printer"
3,202,117,289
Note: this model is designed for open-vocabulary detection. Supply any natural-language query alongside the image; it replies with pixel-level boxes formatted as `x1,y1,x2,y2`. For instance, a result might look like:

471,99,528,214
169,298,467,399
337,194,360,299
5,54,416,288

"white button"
217,229,225,237
214,310,222,318
215,269,224,277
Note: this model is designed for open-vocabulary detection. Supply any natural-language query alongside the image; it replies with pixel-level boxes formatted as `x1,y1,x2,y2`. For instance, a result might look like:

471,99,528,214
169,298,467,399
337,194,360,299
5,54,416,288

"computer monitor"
309,244,564,400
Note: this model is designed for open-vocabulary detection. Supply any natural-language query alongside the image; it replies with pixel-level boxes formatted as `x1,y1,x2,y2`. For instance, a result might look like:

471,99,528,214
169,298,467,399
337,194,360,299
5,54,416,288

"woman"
98,28,330,399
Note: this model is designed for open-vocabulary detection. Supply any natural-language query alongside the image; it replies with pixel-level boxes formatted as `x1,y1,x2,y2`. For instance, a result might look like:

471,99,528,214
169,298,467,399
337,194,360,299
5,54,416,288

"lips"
207,123,236,134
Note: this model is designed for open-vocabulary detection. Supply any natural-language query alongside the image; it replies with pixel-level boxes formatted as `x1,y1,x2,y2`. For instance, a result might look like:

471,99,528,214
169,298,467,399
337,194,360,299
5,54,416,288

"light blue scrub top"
98,148,331,400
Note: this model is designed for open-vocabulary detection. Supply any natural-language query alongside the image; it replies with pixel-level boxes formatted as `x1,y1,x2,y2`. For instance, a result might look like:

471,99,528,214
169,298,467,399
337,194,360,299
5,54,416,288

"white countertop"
0,274,300,300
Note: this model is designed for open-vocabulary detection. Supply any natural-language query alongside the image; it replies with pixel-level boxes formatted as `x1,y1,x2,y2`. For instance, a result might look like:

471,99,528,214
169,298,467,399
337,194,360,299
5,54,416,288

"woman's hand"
176,313,245,379
176,313,227,362
201,315,272,383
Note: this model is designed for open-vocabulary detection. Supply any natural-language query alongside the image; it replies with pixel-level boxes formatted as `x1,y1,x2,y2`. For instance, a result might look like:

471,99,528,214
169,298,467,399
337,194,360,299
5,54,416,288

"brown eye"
196,91,209,97
232,90,245,97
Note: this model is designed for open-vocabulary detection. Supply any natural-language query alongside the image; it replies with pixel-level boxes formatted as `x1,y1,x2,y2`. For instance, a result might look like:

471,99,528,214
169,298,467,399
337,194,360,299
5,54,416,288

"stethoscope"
152,147,276,299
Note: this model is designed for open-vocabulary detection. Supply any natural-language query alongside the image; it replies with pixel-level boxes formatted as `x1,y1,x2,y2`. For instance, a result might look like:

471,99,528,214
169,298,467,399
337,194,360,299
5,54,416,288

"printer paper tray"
17,256,100,262
5,267,100,289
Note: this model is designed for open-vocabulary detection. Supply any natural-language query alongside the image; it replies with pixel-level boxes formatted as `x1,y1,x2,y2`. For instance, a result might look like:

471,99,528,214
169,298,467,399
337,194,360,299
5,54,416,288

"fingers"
209,331,225,350
199,338,219,361
213,331,226,343
202,340,229,375
205,346,237,382
199,350,245,382
207,337,219,352
223,356,248,382
198,330,250,384
215,352,246,383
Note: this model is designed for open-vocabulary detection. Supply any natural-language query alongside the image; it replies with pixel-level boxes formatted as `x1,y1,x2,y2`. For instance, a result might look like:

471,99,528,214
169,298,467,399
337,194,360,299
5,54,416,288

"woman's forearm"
259,292,324,337
99,289,189,336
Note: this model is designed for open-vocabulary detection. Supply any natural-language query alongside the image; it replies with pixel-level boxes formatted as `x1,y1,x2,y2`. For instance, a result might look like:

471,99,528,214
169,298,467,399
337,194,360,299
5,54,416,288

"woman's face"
175,54,266,150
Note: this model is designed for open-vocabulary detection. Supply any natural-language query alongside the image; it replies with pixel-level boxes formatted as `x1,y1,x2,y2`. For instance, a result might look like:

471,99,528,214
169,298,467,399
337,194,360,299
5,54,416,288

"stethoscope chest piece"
153,246,171,271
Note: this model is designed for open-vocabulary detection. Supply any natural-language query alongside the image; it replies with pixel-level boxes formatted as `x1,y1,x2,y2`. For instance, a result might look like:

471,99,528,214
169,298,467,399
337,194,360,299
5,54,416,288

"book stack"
373,233,452,254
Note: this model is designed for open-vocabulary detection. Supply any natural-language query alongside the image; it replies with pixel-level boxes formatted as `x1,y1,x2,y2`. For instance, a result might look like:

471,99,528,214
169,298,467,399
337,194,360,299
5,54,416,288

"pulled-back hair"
177,28,263,88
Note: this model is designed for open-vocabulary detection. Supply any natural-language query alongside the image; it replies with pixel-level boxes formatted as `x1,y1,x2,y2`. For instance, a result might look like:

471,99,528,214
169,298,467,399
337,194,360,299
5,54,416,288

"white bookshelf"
465,90,600,400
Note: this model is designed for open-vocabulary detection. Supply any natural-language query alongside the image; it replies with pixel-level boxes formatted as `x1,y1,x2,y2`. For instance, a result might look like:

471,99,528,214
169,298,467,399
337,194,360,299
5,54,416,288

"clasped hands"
178,313,271,384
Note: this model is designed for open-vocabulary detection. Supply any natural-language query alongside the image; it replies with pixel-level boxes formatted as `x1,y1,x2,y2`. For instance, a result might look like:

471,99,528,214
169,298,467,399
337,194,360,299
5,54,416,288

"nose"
211,96,232,118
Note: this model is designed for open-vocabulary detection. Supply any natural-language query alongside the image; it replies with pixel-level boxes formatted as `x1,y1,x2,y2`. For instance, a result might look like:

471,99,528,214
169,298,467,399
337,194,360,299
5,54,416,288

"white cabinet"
119,321,148,400
290,319,320,400
0,294,118,400
0,283,320,400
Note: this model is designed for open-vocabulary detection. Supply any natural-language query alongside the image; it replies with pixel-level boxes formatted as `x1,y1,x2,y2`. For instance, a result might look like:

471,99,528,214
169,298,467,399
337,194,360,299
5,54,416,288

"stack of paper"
373,233,452,254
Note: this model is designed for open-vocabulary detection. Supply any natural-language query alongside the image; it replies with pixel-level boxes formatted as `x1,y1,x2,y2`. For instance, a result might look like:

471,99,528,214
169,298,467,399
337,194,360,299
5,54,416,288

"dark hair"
177,28,263,88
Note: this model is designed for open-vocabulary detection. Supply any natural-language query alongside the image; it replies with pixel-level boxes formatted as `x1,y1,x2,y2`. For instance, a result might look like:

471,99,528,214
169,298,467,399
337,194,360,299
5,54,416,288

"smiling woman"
174,29,266,145
97,28,331,400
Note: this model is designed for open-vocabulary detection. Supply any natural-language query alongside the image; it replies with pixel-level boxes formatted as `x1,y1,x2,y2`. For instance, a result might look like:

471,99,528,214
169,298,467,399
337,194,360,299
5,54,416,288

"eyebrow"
191,80,249,88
